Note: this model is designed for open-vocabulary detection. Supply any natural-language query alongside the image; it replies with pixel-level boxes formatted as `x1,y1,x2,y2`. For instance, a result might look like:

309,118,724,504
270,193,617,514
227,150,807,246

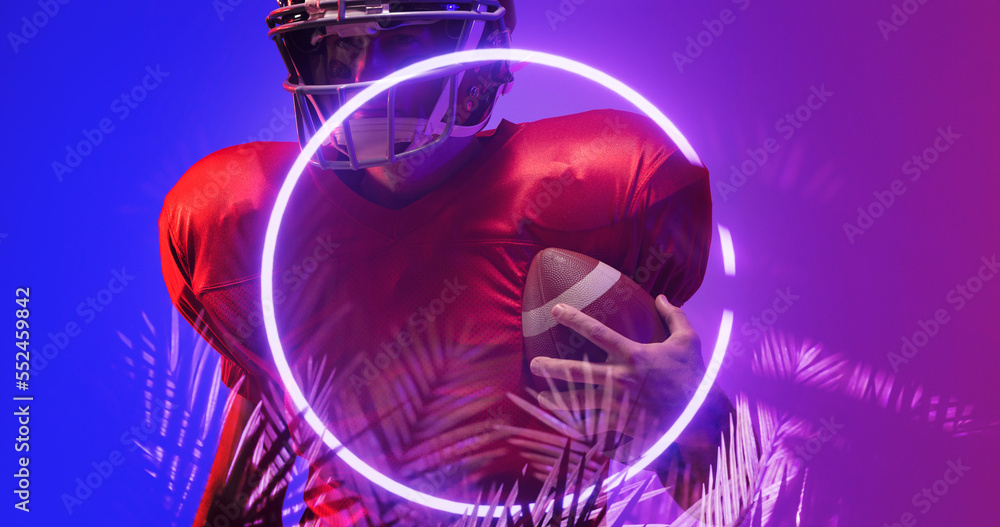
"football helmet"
267,1,516,170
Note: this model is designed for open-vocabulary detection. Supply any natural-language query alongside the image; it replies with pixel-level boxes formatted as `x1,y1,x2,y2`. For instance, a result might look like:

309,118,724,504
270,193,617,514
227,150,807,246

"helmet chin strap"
330,117,429,161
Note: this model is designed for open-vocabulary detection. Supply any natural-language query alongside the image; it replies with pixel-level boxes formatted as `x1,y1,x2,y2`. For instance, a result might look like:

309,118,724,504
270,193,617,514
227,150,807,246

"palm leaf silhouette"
751,331,977,436
124,302,991,527
119,308,228,525
119,308,307,526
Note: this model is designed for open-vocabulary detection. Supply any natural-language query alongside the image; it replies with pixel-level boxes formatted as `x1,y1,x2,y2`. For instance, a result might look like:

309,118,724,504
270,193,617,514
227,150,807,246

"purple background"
3,0,998,525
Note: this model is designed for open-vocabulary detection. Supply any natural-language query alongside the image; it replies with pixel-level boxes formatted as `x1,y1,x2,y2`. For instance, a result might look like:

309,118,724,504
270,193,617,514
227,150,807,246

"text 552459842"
14,287,32,513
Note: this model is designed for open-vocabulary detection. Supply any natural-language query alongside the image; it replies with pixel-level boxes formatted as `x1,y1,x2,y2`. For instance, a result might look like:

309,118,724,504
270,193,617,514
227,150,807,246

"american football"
521,248,669,388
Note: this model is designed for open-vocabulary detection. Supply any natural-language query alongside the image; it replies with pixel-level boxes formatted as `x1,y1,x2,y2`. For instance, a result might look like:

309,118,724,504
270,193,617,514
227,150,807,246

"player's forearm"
654,387,735,509
194,394,254,526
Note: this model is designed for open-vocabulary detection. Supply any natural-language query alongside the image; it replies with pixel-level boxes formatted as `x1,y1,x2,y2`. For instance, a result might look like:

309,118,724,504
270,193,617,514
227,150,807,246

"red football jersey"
159,109,712,524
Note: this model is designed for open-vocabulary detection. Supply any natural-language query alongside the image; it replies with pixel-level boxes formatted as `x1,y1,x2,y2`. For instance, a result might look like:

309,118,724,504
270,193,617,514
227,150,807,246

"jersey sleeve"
158,192,265,403
632,150,713,307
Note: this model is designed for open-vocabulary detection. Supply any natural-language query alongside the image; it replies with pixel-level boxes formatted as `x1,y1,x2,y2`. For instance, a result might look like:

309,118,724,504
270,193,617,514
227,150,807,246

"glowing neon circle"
261,48,732,518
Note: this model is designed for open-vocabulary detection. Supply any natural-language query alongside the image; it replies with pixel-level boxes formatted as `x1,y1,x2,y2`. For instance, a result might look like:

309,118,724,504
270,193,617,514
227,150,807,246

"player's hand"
530,295,728,458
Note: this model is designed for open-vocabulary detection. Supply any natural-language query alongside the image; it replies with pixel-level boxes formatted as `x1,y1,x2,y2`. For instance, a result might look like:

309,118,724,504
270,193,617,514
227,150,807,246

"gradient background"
2,1,998,525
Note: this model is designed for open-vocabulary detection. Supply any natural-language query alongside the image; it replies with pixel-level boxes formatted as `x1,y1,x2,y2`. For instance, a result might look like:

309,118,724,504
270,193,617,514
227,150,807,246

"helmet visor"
281,20,464,85
283,20,466,123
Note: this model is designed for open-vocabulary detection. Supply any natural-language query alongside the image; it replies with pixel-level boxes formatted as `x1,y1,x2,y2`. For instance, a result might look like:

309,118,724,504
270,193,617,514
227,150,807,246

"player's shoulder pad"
525,109,681,155
161,141,302,220
521,109,706,200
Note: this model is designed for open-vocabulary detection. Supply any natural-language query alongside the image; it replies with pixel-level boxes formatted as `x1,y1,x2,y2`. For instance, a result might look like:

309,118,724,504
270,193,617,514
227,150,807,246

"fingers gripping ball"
521,248,669,390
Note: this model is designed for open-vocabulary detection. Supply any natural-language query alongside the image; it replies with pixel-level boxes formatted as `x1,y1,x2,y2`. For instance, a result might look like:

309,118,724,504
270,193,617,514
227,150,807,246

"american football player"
158,1,732,524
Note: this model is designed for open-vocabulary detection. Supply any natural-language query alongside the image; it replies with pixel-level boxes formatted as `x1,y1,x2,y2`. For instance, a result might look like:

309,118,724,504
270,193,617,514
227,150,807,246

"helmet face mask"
268,1,515,171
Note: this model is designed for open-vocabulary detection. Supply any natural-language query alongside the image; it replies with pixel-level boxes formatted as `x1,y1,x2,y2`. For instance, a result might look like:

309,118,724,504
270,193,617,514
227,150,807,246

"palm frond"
119,308,229,525
119,307,308,526
134,305,994,527
752,330,978,436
